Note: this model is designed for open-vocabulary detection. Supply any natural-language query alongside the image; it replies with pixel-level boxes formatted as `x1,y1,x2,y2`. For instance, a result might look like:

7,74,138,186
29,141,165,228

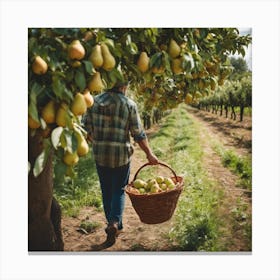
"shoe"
105,223,118,246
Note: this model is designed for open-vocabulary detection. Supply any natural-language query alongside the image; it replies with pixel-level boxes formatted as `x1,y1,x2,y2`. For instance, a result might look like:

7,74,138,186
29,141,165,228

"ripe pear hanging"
171,58,183,74
32,56,48,75
68,40,85,60
71,93,87,116
56,103,70,127
137,52,150,73
83,89,94,108
89,44,104,68
101,43,116,71
63,151,79,166
168,39,181,58
28,115,40,129
75,131,89,156
41,100,56,124
88,72,104,93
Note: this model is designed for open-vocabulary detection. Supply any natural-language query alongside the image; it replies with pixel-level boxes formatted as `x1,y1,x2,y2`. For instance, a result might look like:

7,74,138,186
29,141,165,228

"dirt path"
61,107,252,252
186,107,252,250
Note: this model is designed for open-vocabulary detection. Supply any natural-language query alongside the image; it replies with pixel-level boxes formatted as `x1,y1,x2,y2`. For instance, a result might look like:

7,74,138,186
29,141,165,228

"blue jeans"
95,162,130,230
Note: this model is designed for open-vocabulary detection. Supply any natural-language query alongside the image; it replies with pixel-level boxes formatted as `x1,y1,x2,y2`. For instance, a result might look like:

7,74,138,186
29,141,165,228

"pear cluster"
87,43,117,92
28,89,94,167
128,176,178,195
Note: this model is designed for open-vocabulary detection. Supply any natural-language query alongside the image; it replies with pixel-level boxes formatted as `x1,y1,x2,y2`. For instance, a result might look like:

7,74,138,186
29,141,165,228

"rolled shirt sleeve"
129,103,147,142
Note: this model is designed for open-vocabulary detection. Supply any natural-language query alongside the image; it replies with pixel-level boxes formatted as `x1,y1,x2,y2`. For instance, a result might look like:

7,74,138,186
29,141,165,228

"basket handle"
132,162,179,183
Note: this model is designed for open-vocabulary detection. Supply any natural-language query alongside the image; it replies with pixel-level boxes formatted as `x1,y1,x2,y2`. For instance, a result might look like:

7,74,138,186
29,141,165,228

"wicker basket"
125,162,184,224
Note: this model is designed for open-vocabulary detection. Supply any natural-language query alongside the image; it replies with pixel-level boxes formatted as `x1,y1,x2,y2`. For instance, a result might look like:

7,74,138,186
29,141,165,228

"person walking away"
83,82,159,246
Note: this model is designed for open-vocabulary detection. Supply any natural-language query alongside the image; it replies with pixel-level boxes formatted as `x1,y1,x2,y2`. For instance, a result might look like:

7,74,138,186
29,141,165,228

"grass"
213,144,252,191
53,151,103,217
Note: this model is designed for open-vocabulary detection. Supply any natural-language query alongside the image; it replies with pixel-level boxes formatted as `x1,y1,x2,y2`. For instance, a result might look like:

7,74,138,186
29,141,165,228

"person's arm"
137,138,159,165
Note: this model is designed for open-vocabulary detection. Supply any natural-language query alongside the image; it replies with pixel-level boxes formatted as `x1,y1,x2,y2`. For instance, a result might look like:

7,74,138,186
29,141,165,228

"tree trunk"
240,106,244,122
220,105,223,116
28,133,64,251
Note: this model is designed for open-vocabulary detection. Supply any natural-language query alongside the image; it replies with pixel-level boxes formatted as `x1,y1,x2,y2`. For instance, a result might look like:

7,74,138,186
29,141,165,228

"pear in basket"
133,179,147,189
160,183,168,191
164,177,176,189
155,176,164,184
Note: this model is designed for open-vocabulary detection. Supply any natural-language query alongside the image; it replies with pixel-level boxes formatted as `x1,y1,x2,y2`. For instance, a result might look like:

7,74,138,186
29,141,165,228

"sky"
235,27,252,70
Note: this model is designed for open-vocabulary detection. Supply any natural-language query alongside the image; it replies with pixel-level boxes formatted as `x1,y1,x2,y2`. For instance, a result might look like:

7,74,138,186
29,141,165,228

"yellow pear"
72,61,81,68
101,43,116,71
89,44,104,68
28,115,40,129
185,93,193,104
83,89,94,108
63,151,79,166
32,56,48,75
68,40,85,60
168,39,181,58
75,132,89,156
171,58,183,74
137,52,150,73
71,93,87,116
56,103,70,127
41,100,56,124
88,72,104,93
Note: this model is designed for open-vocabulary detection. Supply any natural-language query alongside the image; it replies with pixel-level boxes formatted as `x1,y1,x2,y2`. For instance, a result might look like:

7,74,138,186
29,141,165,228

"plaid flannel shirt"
83,91,146,168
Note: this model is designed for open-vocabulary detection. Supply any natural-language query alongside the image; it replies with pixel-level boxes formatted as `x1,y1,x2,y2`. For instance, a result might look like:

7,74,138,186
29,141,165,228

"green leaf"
52,76,64,99
149,52,161,68
75,70,86,91
83,60,94,75
51,126,64,149
28,101,39,122
33,146,51,177
54,161,67,184
64,130,73,153
72,133,78,152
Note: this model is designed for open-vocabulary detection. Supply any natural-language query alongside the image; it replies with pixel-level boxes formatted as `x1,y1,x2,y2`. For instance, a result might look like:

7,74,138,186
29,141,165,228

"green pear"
88,72,104,93
150,183,161,194
133,179,147,189
71,93,87,116
168,39,181,58
160,183,168,191
137,52,150,73
155,176,164,184
101,43,116,71
41,100,56,124
139,188,146,194
89,44,104,68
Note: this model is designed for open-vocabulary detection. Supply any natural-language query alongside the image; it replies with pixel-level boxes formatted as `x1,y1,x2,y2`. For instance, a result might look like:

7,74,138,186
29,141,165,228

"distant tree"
230,57,248,74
